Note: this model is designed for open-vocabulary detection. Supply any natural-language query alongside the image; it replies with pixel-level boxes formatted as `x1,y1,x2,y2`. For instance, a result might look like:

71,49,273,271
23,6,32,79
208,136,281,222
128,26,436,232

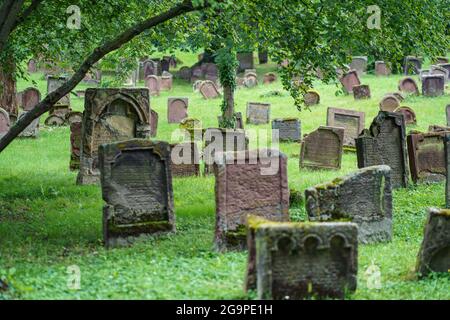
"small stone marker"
350,56,368,76
272,118,301,142
403,56,422,75
150,109,158,137
237,52,254,72
21,87,41,111
375,61,391,76
355,111,408,188
167,97,188,123
70,121,82,171
398,77,419,95
99,139,175,248
353,84,371,99
170,142,200,177
160,71,173,91
214,150,289,251
145,75,160,96
199,80,220,99
244,72,258,88
263,72,277,84
407,131,447,184
306,165,393,243
339,70,361,94
18,112,39,138
394,106,416,125
245,216,358,299
326,107,365,148
300,126,344,169
44,115,65,126
0,107,10,138
304,90,320,106
416,208,450,277
422,75,445,97
246,102,270,125
379,94,401,112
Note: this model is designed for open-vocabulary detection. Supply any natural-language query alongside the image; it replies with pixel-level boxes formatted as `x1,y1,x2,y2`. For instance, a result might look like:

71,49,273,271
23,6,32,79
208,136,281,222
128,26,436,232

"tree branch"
0,0,25,52
13,0,43,29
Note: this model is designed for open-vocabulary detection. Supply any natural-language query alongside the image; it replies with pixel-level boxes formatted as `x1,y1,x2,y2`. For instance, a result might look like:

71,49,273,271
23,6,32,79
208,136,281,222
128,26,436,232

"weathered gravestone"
150,109,158,138
244,72,258,88
356,111,408,188
179,117,202,141
177,66,191,81
300,126,344,170
339,70,361,94
375,61,391,76
305,165,393,243
416,208,450,277
199,80,220,99
70,121,82,170
237,52,254,72
246,102,270,125
430,65,449,82
160,71,173,91
190,65,203,83
77,88,151,185
167,97,188,123
326,107,365,148
422,75,445,97
21,87,41,111
438,63,450,77
245,216,358,300
398,77,420,95
272,118,301,142
18,112,40,138
350,56,368,76
47,76,70,108
304,90,320,106
160,57,170,73
66,111,83,125
202,63,219,83
407,131,447,184
145,75,160,96
379,94,401,112
353,84,371,100
394,106,416,125
27,59,37,73
403,56,422,75
143,59,159,77
214,150,289,251
44,115,65,126
99,139,175,248
218,112,244,129
169,142,200,177
0,107,10,138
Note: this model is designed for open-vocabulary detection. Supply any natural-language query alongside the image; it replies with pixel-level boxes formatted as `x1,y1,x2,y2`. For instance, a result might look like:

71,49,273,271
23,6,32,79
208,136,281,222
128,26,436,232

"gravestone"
416,208,450,277
403,56,422,75
272,118,301,142
438,63,450,77
237,52,254,72
77,88,151,185
430,65,449,82
353,84,371,99
99,139,175,248
143,59,159,77
70,121,82,171
436,57,449,64
398,77,419,95
21,87,40,111
349,56,368,76
145,75,160,96
263,73,277,84
167,97,188,123
190,65,203,83
306,165,392,243
258,51,268,64
218,112,244,129
160,57,170,73
244,72,258,88
66,111,83,125
422,75,445,97
150,109,158,137
304,90,320,106
0,107,10,138
44,115,65,126
199,80,220,99
160,71,173,91
245,216,358,300
339,70,361,94
47,75,70,107
179,117,202,141
170,142,200,177
202,63,219,83
246,102,270,125
300,126,344,169
214,150,289,251
18,112,40,138
394,106,416,125
407,131,447,184
375,61,391,76
419,69,431,80
355,111,408,188
326,107,365,148
379,94,401,112
178,66,191,81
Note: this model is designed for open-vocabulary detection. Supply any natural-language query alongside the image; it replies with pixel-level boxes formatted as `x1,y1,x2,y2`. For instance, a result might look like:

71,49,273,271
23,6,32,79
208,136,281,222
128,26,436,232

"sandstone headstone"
0,107,10,138
394,106,416,125
190,65,203,83
160,71,173,91
356,111,408,188
167,98,188,123
99,139,175,248
272,118,301,142
263,73,277,85
403,56,422,75
375,61,391,76
398,77,419,95
353,84,371,100
237,52,254,72
47,75,70,107
379,94,401,112
66,111,83,125
246,102,270,125
350,56,368,76
170,142,200,177
145,75,160,96
18,112,39,138
326,107,365,148
21,87,40,111
70,121,82,171
300,126,344,170
304,90,320,106
422,75,445,97
339,70,361,94
199,80,220,99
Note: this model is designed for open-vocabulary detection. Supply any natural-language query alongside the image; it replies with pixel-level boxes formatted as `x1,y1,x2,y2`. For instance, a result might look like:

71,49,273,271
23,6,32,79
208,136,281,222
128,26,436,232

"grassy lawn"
0,54,449,299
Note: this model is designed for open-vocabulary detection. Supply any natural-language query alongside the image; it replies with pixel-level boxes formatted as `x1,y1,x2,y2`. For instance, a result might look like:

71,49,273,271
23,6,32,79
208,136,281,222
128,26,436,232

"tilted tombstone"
77,88,151,185
0,107,10,138
237,52,254,72
349,56,368,76
218,112,244,129
160,71,173,91
199,80,220,99
300,126,344,170
70,121,82,171
355,111,408,188
214,149,289,251
258,51,268,64
416,208,450,277
169,142,200,177
403,56,422,75
245,216,358,300
306,165,393,243
167,97,188,123
244,72,258,88
422,75,445,97
430,65,449,82
145,75,160,96
263,72,277,84
21,87,41,111
353,84,371,100
177,66,192,81
18,112,40,138
375,61,391,76
326,107,365,148
394,106,416,125
407,131,448,184
47,75,70,108
99,139,175,248
304,90,320,106
398,77,419,95
379,94,401,112
246,102,270,125
150,109,158,137
272,118,301,142
339,70,361,94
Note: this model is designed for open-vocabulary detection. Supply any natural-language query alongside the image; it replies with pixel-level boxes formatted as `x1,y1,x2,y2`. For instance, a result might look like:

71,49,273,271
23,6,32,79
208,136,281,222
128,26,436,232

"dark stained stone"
145,75,160,96
258,51,268,64
353,84,371,100
375,61,391,76
237,52,254,73
167,97,188,123
246,102,270,125
272,118,301,142
326,107,365,148
177,66,192,81
65,111,83,125
422,75,445,97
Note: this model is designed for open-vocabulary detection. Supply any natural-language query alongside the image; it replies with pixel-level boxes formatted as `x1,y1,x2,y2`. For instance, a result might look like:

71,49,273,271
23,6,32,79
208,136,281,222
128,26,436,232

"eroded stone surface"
398,77,419,95
237,52,254,72
353,84,371,100
375,61,391,76
246,102,270,125
199,80,220,99
422,75,445,97
394,106,416,125
47,75,70,107
304,90,320,106
326,107,365,148
21,87,40,111
379,94,401,112
350,56,367,76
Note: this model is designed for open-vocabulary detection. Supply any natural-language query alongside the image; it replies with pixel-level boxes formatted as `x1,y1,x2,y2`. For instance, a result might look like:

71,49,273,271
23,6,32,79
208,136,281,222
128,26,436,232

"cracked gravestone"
326,107,365,148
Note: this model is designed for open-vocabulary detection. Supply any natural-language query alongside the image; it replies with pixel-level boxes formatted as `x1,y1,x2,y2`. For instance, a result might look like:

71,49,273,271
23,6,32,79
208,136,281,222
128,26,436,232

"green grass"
1,54,450,299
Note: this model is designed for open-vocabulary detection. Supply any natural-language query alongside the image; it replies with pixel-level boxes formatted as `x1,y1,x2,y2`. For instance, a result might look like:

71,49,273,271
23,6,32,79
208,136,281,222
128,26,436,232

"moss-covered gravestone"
305,165,392,244
99,139,175,248
213,150,289,251
245,216,358,300
416,208,450,277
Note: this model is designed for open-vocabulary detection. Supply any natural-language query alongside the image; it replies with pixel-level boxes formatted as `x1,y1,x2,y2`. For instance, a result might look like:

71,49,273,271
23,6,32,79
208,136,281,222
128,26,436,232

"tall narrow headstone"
145,75,160,96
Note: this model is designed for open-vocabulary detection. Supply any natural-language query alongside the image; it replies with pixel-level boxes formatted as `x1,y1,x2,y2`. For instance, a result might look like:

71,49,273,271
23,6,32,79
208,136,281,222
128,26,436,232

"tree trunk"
223,84,234,118
0,56,17,115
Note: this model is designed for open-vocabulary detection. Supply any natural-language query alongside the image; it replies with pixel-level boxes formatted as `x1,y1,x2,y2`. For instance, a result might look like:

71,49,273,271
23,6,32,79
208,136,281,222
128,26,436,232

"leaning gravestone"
350,56,368,76
18,112,40,138
0,107,10,138
375,61,391,76
403,56,422,75
199,80,220,99
407,131,447,184
398,77,419,95
170,142,200,177
416,208,450,277
379,94,401,112
305,165,393,243
214,150,289,251
150,109,158,137
77,88,151,185
246,102,270,125
271,118,301,142
326,107,365,148
245,216,358,300
237,52,254,72
21,87,41,111
70,121,82,171
355,111,408,188
145,75,160,96
167,97,188,123
422,75,445,97
394,106,416,125
99,139,175,248
339,70,361,94
300,126,344,169
353,84,371,100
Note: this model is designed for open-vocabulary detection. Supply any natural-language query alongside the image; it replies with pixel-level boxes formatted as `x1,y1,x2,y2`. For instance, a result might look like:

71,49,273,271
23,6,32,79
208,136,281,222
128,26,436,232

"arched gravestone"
18,112,40,138
21,87,41,111
44,114,65,126
326,107,365,148
303,90,320,106
398,77,419,95
403,56,422,75
199,80,220,99
246,102,270,125
167,97,188,123
300,126,344,170
258,50,268,64
213,150,289,251
263,72,277,84
349,56,368,76
169,142,200,177
245,216,358,300
145,75,160,96
143,59,159,77
394,106,416,125
0,107,10,138
375,61,391,76
422,75,445,97
77,88,151,185
272,118,301,142
437,63,450,77
150,109,158,137
416,208,450,277
339,70,361,94
356,111,408,188
99,139,175,248
379,94,401,112
70,121,82,171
